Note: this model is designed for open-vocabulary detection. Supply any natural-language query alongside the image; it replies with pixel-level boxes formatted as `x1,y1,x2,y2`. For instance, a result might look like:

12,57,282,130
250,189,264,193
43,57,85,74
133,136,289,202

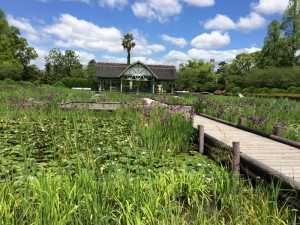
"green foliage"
0,61,23,80
195,95,300,141
0,9,37,81
259,20,295,67
176,60,218,92
282,0,300,52
241,67,300,88
61,77,97,89
0,85,297,224
86,59,97,79
44,49,84,84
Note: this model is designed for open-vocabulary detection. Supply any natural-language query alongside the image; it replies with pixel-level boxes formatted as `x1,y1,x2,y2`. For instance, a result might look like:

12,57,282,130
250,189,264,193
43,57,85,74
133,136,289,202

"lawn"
0,82,298,224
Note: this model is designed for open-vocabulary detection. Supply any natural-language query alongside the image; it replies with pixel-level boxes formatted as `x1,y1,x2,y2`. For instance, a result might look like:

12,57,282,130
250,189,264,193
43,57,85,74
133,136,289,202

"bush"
230,87,241,94
242,67,300,89
18,81,35,87
287,86,300,94
53,81,65,87
1,78,16,85
255,88,271,94
61,77,96,89
0,61,23,80
242,87,256,93
270,88,286,93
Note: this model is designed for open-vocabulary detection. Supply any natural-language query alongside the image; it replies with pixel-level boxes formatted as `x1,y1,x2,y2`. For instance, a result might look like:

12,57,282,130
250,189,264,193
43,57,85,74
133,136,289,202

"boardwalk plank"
193,115,300,185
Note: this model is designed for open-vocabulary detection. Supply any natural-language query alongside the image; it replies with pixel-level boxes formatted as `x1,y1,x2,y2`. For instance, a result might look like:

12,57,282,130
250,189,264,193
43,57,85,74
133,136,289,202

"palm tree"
122,33,136,65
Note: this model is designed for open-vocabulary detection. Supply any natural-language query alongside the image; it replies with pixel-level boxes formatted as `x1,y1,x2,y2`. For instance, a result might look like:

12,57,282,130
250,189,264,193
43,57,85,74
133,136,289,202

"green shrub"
230,87,241,94
287,86,300,94
242,67,300,89
18,81,35,86
0,61,23,80
1,78,16,85
256,87,271,93
270,88,285,93
242,87,256,93
61,77,96,89
53,81,66,87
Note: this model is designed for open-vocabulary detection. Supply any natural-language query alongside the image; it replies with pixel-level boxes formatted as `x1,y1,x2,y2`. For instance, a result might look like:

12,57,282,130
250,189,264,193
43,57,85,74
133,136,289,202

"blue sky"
0,0,288,67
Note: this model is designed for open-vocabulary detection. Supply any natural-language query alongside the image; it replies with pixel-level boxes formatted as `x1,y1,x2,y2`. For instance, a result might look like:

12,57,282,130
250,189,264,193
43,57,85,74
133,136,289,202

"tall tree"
122,33,135,65
86,59,97,79
282,0,300,52
0,9,37,80
176,60,216,91
260,20,294,67
44,49,83,83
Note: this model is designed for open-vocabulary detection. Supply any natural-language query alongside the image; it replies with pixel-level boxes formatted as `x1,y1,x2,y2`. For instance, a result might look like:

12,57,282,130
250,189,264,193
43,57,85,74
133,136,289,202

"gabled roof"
96,61,176,80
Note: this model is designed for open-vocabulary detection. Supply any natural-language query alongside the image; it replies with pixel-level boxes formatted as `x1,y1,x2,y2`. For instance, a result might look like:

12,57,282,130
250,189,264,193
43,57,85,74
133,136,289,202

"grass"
195,95,300,142
0,82,298,224
153,94,300,142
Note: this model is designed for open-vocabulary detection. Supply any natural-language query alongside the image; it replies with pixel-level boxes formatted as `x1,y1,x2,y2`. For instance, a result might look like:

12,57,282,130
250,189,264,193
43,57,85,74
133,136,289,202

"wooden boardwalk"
193,115,300,188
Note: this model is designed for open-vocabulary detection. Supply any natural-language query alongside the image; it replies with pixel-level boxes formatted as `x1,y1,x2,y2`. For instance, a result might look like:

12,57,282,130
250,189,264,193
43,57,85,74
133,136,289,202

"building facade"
96,61,176,93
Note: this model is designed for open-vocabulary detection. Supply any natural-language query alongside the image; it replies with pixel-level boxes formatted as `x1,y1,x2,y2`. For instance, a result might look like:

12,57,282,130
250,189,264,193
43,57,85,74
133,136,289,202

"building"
96,61,176,93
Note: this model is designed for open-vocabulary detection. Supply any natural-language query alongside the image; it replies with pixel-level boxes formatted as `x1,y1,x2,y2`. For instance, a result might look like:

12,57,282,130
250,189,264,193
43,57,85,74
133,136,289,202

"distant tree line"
0,9,98,88
176,0,300,94
2,0,300,93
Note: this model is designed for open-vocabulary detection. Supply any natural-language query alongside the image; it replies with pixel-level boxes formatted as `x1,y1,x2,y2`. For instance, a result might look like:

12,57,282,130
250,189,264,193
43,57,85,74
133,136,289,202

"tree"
176,60,217,91
86,59,97,79
44,49,83,83
122,33,135,65
282,0,300,52
259,20,294,67
0,9,37,80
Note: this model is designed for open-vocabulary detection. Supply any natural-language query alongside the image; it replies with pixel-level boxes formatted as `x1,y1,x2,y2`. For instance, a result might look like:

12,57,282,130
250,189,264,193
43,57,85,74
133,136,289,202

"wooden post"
272,125,282,136
198,125,204,154
152,81,155,94
109,80,112,92
99,80,102,92
238,116,245,126
232,142,240,174
120,79,123,93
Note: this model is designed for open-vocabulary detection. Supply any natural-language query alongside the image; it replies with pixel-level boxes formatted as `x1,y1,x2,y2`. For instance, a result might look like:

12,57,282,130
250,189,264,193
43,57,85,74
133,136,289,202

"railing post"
238,116,245,126
198,125,204,154
272,125,282,136
232,142,240,174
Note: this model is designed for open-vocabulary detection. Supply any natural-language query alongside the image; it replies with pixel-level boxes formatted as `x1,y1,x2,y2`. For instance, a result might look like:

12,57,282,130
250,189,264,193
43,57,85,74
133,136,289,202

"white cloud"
32,48,49,69
44,14,123,53
253,0,288,15
236,12,266,31
75,50,96,64
187,47,261,62
183,0,214,7
191,31,230,49
204,14,236,31
99,0,128,9
130,29,166,56
101,55,162,65
131,0,182,22
164,50,189,67
7,15,40,42
161,34,187,48
161,47,261,67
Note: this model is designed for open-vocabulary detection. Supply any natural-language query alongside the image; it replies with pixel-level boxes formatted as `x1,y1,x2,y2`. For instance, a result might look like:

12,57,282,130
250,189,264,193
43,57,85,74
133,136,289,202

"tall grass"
0,83,298,224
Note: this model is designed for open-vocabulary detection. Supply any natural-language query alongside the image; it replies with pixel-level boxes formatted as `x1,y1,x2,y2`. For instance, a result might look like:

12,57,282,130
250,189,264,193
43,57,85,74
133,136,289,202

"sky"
0,0,289,68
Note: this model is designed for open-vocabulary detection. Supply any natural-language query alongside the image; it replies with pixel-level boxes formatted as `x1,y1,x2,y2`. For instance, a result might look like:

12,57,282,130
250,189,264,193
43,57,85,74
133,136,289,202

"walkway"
193,115,300,187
